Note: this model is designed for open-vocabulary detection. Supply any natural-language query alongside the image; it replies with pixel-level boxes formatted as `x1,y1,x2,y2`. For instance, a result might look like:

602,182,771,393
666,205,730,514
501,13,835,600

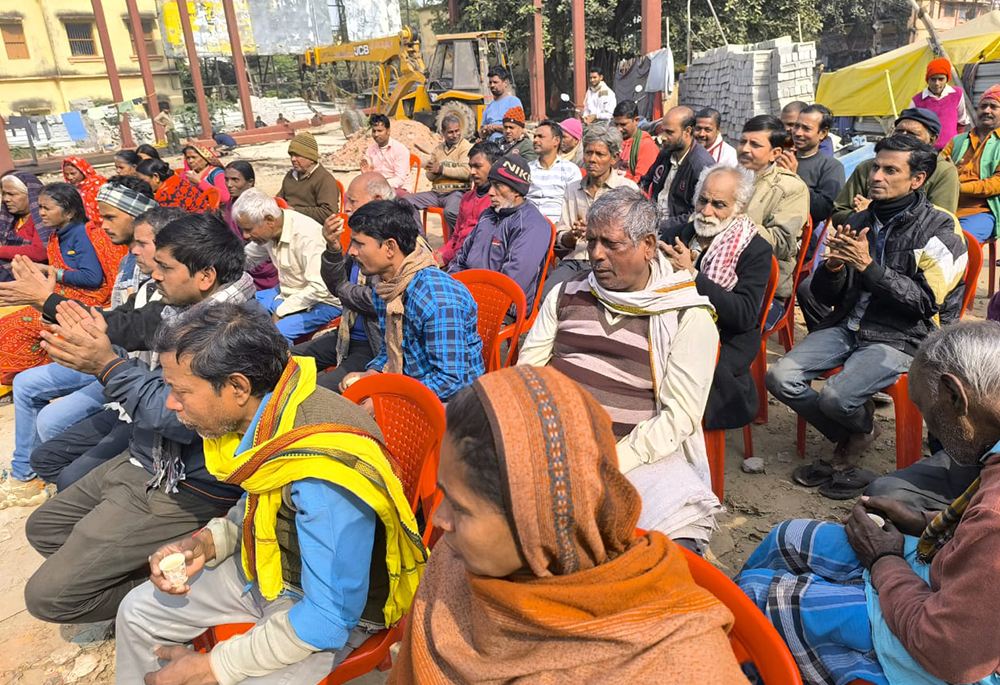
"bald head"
660,106,696,155
344,172,395,214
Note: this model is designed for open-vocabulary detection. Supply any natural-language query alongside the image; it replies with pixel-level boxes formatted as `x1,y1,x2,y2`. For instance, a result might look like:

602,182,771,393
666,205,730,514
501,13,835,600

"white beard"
693,212,736,238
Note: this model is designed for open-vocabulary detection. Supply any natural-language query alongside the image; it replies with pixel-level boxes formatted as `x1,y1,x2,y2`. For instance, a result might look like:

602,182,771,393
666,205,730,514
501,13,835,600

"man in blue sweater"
478,66,523,143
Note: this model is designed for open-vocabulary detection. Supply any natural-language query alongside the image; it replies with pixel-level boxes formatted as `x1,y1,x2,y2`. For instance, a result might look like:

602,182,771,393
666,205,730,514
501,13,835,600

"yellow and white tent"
816,10,1000,117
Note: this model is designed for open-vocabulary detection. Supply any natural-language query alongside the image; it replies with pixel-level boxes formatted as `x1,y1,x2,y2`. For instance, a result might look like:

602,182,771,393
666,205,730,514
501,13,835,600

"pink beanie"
560,118,583,142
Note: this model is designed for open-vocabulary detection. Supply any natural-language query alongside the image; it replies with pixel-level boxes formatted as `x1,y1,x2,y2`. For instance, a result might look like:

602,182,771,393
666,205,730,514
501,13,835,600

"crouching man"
115,302,427,685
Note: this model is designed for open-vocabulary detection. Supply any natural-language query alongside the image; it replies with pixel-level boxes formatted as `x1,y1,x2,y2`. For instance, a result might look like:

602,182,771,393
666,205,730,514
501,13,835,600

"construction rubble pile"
679,36,816,142
324,119,442,170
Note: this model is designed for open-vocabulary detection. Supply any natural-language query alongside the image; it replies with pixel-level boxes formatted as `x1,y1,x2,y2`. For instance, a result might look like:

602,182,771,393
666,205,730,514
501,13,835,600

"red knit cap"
502,106,526,127
926,58,951,81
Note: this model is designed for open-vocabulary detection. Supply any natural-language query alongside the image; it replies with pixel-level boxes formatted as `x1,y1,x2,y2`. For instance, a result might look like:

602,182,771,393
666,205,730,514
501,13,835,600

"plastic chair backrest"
274,196,290,210
203,185,221,210
337,213,352,253
454,270,527,371
342,374,445,541
678,545,804,685
961,230,983,315
534,218,558,320
791,217,814,294
409,154,421,193
759,256,780,332
336,179,346,211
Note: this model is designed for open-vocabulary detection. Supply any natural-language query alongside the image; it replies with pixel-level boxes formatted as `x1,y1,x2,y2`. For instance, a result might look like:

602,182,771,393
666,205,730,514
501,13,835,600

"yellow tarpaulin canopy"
816,10,1000,116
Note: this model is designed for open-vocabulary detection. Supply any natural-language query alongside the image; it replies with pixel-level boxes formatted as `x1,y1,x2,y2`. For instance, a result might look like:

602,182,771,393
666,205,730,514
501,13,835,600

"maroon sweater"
872,451,1000,683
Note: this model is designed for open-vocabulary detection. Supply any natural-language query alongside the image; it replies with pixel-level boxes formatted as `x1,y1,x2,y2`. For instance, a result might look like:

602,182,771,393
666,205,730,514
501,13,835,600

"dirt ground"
0,127,990,684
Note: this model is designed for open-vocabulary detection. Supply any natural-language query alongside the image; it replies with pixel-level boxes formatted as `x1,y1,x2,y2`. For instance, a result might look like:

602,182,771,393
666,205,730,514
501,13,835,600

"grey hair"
1,174,27,194
362,174,396,201
692,165,756,213
440,114,461,130
135,206,186,235
582,121,624,159
587,186,658,244
231,187,282,225
912,321,1000,402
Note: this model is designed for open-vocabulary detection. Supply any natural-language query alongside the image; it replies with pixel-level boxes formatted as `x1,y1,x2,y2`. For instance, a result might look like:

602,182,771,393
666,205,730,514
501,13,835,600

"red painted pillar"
124,0,163,143
572,0,586,110
176,0,214,139
527,0,546,120
91,0,134,148
448,0,458,27
221,0,255,131
0,117,14,172
641,0,662,56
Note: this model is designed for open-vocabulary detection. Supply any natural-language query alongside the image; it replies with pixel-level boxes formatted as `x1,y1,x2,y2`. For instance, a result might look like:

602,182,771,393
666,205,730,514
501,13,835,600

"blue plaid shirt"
367,267,484,400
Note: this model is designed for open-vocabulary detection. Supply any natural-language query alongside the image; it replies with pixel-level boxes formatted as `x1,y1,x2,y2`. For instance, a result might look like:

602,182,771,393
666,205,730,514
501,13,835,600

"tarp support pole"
176,0,214,139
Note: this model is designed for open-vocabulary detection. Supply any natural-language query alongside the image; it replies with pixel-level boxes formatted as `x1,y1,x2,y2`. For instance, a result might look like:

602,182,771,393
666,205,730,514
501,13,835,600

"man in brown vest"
518,186,722,552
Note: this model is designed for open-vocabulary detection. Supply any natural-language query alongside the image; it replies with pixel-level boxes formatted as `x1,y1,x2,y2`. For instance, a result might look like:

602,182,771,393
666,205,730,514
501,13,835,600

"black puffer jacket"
811,193,968,355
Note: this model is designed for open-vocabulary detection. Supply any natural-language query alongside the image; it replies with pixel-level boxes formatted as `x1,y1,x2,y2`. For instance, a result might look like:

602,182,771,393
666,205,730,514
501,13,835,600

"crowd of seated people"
1,72,998,685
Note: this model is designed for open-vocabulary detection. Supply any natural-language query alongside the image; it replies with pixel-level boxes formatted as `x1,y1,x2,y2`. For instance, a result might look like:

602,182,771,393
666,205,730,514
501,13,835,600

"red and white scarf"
698,214,759,292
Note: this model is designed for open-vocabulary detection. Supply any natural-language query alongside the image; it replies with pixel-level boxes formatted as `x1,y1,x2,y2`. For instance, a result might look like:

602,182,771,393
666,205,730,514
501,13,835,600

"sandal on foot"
792,459,835,487
818,468,879,500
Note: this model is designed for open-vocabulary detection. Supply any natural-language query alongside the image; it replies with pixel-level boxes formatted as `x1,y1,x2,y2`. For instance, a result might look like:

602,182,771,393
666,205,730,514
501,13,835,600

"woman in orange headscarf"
61,156,107,227
389,365,749,685
183,143,230,206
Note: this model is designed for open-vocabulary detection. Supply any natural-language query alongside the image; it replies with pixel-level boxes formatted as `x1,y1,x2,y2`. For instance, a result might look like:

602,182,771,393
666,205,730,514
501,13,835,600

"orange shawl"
389,366,749,685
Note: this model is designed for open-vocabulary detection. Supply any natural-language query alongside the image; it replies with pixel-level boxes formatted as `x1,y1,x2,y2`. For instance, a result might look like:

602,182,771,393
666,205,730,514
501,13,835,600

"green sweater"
831,153,960,228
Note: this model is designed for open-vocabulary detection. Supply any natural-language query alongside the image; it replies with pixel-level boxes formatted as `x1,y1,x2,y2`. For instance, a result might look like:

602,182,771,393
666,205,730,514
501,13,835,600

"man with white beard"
661,165,774,431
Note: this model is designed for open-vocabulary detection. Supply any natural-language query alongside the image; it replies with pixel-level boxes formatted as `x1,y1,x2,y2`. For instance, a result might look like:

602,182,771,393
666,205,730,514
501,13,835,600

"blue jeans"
11,364,106,481
959,212,996,243
255,287,341,345
764,325,912,444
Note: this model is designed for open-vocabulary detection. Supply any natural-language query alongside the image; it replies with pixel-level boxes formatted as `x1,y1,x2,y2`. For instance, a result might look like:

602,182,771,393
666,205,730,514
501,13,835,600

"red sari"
155,174,211,212
63,157,107,229
0,224,126,383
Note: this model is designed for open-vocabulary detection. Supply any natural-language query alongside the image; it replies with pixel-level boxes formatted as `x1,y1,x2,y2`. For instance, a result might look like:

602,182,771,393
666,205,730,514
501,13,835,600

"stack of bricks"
679,36,816,143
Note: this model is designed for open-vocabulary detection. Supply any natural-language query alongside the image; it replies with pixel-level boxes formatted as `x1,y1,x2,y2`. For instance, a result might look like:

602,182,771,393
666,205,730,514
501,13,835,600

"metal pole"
0,116,13,172
124,0,163,144
221,0,255,131
641,0,662,55
448,0,458,27
91,0,134,147
686,0,692,65
176,0,214,138
572,0,586,109
528,0,546,120
705,0,728,45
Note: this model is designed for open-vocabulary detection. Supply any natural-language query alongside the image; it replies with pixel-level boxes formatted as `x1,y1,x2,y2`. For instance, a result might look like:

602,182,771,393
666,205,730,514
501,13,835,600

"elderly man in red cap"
500,106,537,162
911,58,971,151
943,84,1000,243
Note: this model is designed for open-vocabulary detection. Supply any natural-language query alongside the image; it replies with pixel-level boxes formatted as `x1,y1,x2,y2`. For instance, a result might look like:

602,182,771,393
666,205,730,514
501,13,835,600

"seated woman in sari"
0,172,49,283
220,160,278,290
389,365,750,685
0,183,124,384
183,143,230,206
62,156,107,227
136,158,210,213
113,149,141,177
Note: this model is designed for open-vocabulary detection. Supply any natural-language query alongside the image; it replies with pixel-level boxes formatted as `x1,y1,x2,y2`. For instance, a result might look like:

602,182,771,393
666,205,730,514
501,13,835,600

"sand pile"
325,119,442,170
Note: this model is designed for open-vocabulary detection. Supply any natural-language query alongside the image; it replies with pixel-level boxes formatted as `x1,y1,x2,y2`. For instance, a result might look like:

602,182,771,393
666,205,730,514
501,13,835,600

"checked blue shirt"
367,267,484,401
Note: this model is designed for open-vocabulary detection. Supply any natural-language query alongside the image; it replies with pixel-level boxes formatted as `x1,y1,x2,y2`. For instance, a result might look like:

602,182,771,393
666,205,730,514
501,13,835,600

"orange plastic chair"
422,206,450,241
202,185,221,210
193,374,444,684
274,196,290,210
409,153,421,194
795,232,982,469
705,256,779,498
336,178,345,212
678,545,804,685
454,270,527,371
499,217,557,364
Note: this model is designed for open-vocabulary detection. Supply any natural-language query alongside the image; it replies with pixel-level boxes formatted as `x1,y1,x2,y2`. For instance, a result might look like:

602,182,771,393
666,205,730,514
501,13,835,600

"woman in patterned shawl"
0,172,48,283
62,156,107,227
136,158,210,213
183,143,230,206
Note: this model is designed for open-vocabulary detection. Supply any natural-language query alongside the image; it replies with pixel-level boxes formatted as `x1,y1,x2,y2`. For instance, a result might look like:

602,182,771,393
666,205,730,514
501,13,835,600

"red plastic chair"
409,153,421,194
498,217,557,365
336,178,345,212
274,196,290,210
795,232,982,468
678,545,803,685
454,270,527,371
193,374,444,684
705,256,779,499
964,230,983,311
422,206,450,241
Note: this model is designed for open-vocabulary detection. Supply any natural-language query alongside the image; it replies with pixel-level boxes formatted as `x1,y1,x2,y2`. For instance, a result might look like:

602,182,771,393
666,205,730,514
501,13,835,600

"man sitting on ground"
499,107,537,162
276,131,341,223
404,114,472,232
362,114,414,193
543,122,636,297
435,142,502,268
943,84,1000,244
583,67,616,124
339,200,484,402
527,120,582,223
640,105,715,236
781,104,845,229
766,135,967,500
22,213,255,624
614,100,659,183
738,114,810,300
694,107,738,166
449,154,552,308
740,321,1000,685
236,189,341,344
558,117,585,167
661,166,774,431
519,186,722,550
115,302,427,685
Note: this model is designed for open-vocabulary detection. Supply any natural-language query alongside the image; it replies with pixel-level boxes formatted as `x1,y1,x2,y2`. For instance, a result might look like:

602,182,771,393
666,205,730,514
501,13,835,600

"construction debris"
324,120,442,170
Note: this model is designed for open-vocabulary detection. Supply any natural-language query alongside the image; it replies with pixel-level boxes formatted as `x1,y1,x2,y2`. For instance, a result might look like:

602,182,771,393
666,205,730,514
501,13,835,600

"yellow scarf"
203,356,427,627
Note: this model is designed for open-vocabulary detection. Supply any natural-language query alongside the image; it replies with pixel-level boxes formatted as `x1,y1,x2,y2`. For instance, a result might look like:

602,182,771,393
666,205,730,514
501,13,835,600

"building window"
65,21,97,57
126,19,158,57
943,4,955,16
1,22,29,60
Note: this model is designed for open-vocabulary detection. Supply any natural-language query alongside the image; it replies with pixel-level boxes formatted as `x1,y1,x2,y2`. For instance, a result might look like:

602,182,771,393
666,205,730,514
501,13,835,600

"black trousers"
31,409,133,492
292,336,375,392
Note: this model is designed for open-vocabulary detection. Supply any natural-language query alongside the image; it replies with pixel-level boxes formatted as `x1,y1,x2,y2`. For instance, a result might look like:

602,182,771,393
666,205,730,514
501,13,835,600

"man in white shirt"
527,120,583,222
583,68,616,125
694,108,738,167
234,188,341,344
